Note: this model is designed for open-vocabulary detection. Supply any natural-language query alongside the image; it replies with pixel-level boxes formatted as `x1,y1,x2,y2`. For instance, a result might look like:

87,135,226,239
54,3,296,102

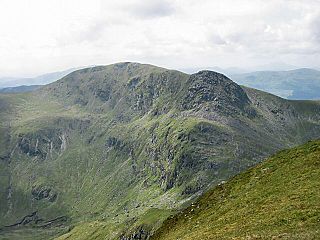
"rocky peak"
182,70,251,113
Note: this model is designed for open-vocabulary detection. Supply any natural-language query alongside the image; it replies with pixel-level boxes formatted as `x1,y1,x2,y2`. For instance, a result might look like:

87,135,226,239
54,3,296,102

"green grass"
152,140,320,240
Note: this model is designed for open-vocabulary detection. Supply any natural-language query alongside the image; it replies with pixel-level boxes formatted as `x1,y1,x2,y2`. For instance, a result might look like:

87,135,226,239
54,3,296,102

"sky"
0,0,319,77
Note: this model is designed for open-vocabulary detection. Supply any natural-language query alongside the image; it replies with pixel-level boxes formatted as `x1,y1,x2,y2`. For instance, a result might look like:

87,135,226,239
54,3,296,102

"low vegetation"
152,140,320,239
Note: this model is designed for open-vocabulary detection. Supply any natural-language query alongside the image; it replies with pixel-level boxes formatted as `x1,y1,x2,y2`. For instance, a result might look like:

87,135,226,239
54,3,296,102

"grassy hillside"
152,140,320,240
0,63,319,239
231,68,320,100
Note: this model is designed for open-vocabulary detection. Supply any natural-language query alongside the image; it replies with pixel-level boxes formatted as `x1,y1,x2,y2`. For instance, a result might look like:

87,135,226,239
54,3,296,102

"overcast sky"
0,0,319,77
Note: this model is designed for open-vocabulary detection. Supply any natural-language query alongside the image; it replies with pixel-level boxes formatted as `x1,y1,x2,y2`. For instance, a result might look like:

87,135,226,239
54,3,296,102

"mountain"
0,85,42,94
231,68,320,100
0,68,79,89
0,62,319,239
152,140,320,240
251,62,298,72
178,62,300,76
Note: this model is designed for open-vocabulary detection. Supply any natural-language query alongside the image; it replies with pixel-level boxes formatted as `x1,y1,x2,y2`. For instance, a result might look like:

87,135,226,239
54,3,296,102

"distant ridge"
231,68,320,100
0,85,41,93
0,67,83,89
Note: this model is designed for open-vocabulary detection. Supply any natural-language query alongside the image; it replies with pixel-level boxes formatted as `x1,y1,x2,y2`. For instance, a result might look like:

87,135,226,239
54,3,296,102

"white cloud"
0,0,319,77
125,0,175,19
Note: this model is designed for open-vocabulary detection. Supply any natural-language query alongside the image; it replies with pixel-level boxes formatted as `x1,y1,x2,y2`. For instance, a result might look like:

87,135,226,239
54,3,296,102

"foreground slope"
152,140,320,240
0,63,319,239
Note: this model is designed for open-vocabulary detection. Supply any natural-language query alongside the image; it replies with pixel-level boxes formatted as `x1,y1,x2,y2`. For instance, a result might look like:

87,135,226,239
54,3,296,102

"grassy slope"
0,63,320,239
0,93,84,239
0,91,188,239
152,140,320,240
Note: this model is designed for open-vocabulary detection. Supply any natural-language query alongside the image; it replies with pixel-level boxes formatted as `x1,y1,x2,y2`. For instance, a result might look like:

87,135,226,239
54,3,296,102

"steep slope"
0,62,319,239
152,140,320,240
231,68,320,100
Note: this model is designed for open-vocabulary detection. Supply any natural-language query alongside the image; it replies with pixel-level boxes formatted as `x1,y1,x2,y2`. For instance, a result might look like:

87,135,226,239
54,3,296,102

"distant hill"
231,68,320,100
152,140,320,240
179,66,246,75
0,67,80,89
0,85,41,93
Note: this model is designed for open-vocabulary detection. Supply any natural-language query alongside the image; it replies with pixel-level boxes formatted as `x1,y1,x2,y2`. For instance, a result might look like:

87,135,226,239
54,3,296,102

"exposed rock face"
15,118,90,160
5,212,40,227
4,211,67,228
17,131,68,160
31,186,57,202
120,227,150,240
106,137,124,150
6,176,13,215
182,71,251,113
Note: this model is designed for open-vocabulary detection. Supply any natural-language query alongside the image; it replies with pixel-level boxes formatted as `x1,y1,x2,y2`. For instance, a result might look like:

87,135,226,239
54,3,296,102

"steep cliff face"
0,63,319,240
